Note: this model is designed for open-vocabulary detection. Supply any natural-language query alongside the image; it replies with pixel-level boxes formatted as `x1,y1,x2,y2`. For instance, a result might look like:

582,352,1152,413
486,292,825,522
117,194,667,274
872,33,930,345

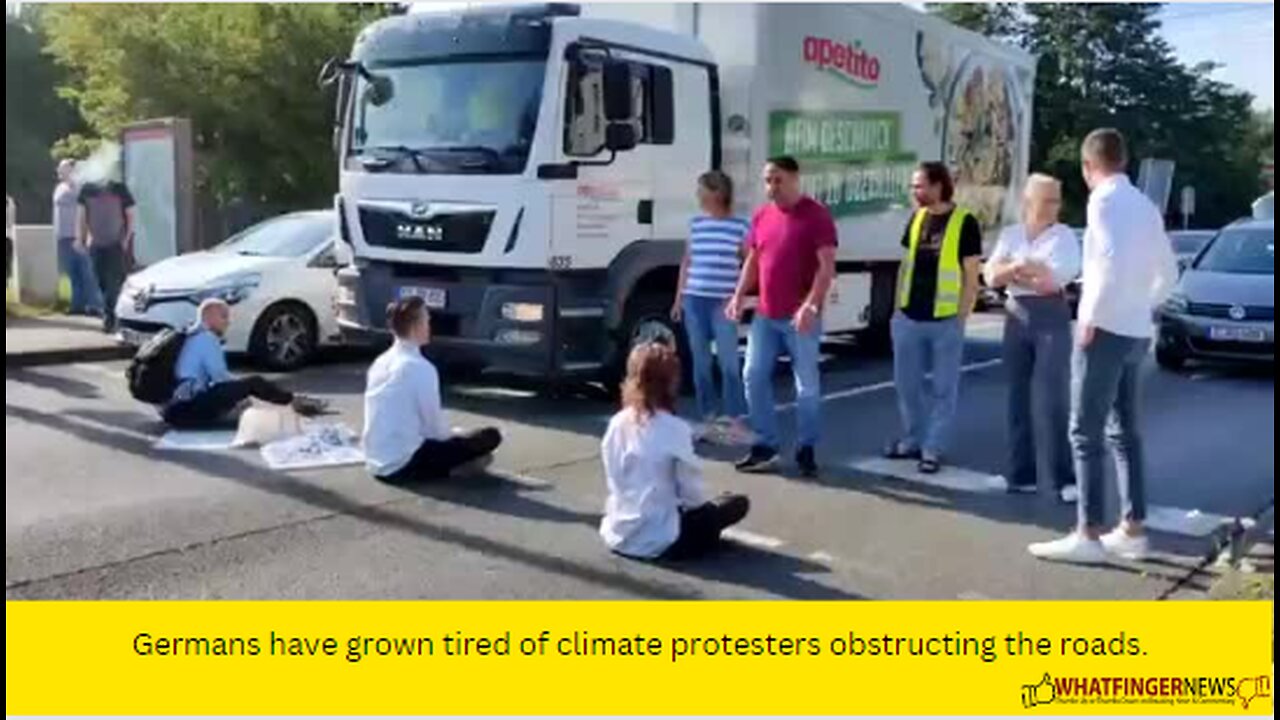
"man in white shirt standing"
1029,129,1178,565
362,296,502,483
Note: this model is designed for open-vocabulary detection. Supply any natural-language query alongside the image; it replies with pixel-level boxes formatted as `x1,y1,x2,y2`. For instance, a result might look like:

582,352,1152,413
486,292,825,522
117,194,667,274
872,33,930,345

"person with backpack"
148,298,326,429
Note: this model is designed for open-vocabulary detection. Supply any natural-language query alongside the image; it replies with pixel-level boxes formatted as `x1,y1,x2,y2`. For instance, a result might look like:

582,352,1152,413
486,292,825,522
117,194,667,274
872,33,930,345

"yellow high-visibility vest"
898,207,971,318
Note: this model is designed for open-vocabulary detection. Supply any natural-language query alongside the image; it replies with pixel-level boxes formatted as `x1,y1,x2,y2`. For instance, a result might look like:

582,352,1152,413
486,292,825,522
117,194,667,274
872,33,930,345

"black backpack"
127,328,188,405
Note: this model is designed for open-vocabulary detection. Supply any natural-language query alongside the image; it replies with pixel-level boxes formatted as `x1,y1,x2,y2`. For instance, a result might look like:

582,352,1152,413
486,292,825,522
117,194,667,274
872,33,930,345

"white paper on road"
1144,506,1234,537
853,457,1008,493
154,429,238,452
261,423,365,472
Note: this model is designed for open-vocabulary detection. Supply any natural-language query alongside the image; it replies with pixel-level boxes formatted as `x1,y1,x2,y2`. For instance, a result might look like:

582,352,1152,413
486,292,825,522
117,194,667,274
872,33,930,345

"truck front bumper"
336,263,612,380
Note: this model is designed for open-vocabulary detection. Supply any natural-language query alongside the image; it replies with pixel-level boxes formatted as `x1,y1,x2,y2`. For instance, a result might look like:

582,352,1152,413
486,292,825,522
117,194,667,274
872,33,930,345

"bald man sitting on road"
163,299,327,429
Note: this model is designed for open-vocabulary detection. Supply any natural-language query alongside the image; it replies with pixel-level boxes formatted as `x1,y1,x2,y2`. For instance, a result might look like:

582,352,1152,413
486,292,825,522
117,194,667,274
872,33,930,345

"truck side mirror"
365,74,394,108
649,65,675,145
605,123,638,153
602,61,635,122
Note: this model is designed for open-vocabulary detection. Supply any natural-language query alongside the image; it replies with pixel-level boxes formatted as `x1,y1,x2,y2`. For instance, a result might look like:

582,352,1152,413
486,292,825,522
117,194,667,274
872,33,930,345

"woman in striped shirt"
672,171,750,442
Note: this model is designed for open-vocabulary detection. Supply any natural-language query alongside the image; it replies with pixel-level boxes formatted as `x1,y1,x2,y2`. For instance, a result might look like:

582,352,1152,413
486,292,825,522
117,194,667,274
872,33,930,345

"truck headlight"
200,274,261,305
501,302,545,323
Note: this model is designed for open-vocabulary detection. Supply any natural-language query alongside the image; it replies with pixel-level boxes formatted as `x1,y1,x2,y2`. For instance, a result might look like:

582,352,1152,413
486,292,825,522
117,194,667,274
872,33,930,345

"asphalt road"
6,314,1273,600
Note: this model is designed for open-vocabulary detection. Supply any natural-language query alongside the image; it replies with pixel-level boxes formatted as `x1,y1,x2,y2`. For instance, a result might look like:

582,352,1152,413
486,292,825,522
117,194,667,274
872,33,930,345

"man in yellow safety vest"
884,162,984,475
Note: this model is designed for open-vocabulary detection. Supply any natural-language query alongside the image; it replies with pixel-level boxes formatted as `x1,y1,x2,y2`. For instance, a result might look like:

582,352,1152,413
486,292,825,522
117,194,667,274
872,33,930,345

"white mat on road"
154,430,238,452
260,424,365,472
853,458,1238,538
852,457,1008,493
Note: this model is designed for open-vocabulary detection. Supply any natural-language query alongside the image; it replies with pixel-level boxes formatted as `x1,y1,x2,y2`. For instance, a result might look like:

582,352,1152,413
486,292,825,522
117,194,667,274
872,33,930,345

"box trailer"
331,2,1035,384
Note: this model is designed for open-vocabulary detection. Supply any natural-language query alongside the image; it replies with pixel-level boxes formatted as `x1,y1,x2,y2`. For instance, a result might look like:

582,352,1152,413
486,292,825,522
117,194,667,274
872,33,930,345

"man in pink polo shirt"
726,156,838,477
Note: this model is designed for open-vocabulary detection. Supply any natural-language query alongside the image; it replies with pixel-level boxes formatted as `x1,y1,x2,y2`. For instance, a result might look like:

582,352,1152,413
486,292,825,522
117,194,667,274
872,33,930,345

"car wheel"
604,292,690,394
251,302,318,372
1156,342,1186,372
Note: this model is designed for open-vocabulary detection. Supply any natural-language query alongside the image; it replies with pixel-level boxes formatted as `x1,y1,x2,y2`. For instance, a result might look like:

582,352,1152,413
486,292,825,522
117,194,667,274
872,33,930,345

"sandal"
883,441,922,461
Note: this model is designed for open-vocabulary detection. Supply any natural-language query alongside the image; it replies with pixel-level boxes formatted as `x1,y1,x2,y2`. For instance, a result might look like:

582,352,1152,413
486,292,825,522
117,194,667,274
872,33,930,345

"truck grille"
359,205,495,253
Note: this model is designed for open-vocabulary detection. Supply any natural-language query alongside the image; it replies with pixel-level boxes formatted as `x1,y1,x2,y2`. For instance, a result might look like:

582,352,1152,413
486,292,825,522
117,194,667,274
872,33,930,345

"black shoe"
796,446,818,478
712,493,751,528
291,395,331,417
884,441,922,461
735,445,779,474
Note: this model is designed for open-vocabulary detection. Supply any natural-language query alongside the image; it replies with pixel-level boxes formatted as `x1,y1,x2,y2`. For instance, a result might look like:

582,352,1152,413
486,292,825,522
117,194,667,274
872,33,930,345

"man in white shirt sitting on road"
1029,128,1178,565
362,296,502,483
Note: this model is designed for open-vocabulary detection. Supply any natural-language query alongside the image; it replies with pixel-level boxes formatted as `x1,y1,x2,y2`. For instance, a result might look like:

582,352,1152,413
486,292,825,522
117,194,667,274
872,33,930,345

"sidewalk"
5,312,134,368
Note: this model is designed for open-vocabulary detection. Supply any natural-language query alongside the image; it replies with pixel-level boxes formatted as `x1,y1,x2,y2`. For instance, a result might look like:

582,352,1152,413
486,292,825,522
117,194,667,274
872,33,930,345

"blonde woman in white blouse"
985,174,1082,503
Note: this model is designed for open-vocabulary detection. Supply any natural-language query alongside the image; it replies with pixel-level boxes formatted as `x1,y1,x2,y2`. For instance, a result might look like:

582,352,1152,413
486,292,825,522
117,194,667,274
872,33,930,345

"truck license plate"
1210,326,1267,343
399,286,448,310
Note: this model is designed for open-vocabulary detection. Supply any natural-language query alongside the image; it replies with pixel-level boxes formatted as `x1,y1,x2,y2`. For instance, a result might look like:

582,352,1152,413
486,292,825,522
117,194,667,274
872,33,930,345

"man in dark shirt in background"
885,162,983,474
77,163,135,333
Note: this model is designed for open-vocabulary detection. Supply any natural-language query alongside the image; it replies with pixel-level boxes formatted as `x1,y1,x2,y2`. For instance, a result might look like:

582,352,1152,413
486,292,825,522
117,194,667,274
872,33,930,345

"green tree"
932,3,1259,227
928,3,1024,38
42,4,381,211
6,8,85,222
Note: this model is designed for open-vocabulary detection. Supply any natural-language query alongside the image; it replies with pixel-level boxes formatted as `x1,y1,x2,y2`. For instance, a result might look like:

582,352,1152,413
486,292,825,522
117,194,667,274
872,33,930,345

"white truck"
329,2,1034,384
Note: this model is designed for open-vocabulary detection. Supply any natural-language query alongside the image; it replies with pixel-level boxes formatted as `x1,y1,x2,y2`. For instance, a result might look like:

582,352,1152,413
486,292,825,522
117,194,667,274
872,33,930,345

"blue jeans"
744,315,822,450
681,295,747,421
1070,329,1150,530
57,237,102,314
1004,296,1075,490
891,313,965,457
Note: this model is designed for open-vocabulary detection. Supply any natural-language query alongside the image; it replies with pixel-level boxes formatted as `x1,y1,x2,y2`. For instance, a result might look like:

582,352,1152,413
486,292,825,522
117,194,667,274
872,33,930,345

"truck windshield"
350,59,545,175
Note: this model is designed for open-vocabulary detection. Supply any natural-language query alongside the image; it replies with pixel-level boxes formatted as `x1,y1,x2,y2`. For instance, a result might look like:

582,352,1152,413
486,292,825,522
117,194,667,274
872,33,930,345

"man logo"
410,202,434,219
1229,304,1248,321
396,223,445,243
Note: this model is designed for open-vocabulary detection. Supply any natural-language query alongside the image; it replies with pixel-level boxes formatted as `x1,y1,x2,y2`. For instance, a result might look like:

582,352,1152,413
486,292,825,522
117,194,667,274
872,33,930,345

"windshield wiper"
419,145,505,169
355,145,430,173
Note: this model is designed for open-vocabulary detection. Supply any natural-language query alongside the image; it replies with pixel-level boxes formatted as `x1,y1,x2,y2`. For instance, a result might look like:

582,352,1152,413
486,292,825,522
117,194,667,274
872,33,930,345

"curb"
5,345,134,369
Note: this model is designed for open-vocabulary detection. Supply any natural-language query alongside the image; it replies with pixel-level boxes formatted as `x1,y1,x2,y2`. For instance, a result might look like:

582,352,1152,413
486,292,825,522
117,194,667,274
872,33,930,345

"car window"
1194,228,1274,276
216,214,334,258
1171,233,1213,256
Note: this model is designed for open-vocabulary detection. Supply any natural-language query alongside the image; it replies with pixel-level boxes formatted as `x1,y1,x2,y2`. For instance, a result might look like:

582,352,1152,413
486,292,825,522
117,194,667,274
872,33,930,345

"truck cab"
333,4,717,383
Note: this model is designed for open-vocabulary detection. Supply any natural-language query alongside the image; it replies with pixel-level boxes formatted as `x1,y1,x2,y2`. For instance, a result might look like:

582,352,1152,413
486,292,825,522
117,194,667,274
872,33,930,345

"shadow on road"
7,401,868,601
7,401,694,600
6,368,103,400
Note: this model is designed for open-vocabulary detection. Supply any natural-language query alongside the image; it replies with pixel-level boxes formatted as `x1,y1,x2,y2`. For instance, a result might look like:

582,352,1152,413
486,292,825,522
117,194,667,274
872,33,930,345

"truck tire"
856,323,893,356
604,292,690,393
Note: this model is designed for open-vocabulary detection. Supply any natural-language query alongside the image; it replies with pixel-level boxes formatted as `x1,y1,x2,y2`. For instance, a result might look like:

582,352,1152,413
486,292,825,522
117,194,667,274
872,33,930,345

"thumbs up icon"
1022,673,1057,709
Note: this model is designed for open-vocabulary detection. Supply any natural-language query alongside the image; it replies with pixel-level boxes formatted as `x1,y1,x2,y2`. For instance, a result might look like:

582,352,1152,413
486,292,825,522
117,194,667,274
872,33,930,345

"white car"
116,211,342,370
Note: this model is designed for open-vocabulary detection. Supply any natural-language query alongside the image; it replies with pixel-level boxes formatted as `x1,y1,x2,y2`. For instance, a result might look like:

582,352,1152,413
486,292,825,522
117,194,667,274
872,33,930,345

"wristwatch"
801,303,821,317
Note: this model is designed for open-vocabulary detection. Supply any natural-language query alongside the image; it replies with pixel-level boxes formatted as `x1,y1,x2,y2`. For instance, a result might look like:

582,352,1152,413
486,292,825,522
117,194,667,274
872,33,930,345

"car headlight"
1162,292,1189,316
199,274,261,305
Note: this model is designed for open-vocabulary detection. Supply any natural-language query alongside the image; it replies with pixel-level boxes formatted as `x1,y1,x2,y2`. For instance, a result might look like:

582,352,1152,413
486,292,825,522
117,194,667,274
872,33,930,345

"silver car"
1156,219,1274,369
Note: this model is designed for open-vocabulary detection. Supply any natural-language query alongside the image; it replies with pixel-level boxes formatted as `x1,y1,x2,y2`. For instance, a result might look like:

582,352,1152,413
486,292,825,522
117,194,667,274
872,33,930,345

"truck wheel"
604,292,690,393
250,302,318,372
856,323,893,356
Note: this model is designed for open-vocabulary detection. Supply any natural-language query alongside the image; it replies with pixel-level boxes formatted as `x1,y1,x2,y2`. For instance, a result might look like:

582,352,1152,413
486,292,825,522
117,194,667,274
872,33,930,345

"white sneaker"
1101,529,1151,561
1028,533,1109,565
1059,485,1080,504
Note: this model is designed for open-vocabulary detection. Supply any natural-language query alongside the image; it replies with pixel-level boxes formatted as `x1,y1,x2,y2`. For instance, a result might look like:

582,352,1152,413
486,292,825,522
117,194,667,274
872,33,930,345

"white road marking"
808,551,837,564
1144,506,1235,538
776,358,1004,411
502,473,555,490
852,457,1008,494
722,528,786,550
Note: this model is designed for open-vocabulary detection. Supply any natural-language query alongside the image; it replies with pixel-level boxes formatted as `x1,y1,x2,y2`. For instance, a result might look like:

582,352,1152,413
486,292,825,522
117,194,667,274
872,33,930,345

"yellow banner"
6,601,1274,716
